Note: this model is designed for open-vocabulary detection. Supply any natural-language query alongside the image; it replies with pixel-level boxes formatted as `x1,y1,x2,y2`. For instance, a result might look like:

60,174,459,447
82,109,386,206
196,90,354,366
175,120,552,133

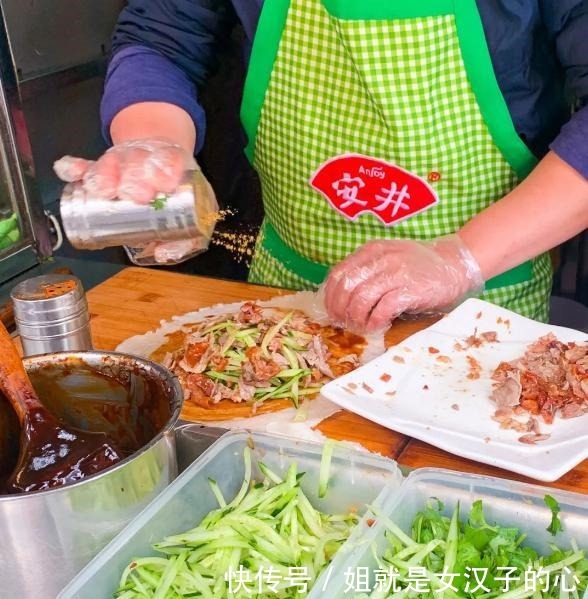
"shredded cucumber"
260,312,294,358
115,445,358,599
318,440,335,499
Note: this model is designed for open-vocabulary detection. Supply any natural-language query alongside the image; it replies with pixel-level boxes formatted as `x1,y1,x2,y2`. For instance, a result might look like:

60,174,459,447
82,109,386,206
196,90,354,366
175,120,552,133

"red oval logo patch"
309,154,439,226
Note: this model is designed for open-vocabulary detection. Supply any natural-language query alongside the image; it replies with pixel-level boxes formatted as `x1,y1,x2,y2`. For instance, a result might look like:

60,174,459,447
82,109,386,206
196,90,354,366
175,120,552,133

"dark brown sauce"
6,407,124,494
0,357,174,495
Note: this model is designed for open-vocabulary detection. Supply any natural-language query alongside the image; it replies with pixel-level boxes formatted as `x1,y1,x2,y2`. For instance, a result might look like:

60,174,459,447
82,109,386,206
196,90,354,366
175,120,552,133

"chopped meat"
493,407,515,420
209,354,228,372
268,338,283,352
490,334,588,427
302,336,335,378
518,433,551,444
237,379,256,402
362,382,374,394
185,373,215,408
237,302,263,324
565,345,588,362
270,352,289,367
476,311,482,319
496,317,511,330
184,341,210,368
337,353,359,366
347,382,358,390
466,355,482,380
529,417,540,434
310,368,322,382
561,403,586,419
290,314,321,335
379,373,392,382
436,355,451,364
212,382,234,404
245,347,281,382
495,417,530,433
490,373,521,408
464,330,498,348
393,355,405,364
428,347,440,354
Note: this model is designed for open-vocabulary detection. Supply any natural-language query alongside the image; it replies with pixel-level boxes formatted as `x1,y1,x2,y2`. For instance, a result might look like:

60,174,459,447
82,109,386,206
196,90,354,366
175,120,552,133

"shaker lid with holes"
11,274,87,324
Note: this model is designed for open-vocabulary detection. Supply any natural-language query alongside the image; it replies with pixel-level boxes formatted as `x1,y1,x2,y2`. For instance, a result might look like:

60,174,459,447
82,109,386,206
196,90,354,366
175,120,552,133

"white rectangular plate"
321,298,588,481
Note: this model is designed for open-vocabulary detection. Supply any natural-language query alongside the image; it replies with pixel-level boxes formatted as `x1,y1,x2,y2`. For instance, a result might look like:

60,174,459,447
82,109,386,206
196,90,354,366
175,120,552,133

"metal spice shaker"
11,274,93,356
59,169,218,266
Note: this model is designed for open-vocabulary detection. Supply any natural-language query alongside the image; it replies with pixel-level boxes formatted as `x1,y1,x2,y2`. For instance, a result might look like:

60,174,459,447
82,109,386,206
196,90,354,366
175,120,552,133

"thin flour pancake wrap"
116,292,384,422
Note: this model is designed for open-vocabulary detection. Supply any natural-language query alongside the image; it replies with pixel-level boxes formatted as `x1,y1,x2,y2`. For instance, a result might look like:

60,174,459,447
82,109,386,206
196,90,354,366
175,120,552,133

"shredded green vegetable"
115,446,358,598
358,499,587,599
318,440,335,499
544,495,563,536
165,303,348,410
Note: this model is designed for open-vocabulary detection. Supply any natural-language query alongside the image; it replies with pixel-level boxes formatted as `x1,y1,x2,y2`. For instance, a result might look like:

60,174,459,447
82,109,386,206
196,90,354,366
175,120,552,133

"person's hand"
324,236,484,333
54,138,194,204
54,139,217,264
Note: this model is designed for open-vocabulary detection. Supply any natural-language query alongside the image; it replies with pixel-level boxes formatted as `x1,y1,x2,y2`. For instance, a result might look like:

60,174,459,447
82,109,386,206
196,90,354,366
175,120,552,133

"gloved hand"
324,236,485,333
54,139,217,264
54,138,194,202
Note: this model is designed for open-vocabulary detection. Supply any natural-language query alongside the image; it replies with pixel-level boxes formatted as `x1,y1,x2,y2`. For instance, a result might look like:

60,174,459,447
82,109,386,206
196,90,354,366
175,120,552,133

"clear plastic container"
328,468,588,598
58,431,403,599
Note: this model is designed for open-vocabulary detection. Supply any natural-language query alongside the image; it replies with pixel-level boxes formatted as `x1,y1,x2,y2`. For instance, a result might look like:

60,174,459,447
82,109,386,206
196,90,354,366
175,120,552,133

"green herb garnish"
151,196,167,210
362,498,587,599
544,494,563,536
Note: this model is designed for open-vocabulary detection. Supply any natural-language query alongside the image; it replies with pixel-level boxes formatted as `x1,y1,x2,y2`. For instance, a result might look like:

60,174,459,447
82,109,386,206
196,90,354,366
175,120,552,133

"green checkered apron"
240,0,552,321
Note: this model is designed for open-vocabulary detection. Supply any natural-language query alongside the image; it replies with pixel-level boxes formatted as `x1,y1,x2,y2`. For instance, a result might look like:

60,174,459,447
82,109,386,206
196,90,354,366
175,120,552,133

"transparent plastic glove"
323,236,484,334
54,138,194,203
54,139,218,264
124,166,218,265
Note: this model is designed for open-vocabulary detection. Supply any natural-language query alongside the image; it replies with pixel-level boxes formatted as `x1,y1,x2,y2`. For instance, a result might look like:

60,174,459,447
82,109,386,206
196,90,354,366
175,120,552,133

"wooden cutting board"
86,267,427,458
86,267,588,492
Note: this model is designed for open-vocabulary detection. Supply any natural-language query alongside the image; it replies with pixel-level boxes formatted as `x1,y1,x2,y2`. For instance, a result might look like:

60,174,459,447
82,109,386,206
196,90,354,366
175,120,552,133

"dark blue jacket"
102,0,588,177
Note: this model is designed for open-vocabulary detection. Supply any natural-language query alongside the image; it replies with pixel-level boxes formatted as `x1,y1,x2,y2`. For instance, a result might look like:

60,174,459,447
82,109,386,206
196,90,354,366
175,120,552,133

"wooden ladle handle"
0,321,41,425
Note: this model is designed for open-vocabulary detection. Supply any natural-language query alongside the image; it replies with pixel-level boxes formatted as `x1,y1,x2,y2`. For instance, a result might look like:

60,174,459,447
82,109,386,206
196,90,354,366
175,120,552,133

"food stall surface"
85,267,588,494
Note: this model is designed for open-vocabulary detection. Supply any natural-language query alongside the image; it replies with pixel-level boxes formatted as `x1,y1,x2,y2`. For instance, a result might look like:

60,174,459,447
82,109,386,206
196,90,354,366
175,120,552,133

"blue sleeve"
542,0,588,178
100,46,208,153
101,0,236,154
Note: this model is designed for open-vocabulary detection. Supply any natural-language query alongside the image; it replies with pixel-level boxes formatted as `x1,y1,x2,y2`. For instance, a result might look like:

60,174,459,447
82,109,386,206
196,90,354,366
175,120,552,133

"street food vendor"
54,0,588,332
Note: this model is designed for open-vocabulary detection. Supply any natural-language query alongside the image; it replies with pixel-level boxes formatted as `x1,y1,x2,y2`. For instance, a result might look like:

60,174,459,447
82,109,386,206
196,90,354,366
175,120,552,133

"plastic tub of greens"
328,468,588,599
58,430,403,599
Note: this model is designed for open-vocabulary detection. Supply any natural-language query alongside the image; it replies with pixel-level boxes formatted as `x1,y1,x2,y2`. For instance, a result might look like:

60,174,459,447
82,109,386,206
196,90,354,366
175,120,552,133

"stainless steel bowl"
0,351,182,599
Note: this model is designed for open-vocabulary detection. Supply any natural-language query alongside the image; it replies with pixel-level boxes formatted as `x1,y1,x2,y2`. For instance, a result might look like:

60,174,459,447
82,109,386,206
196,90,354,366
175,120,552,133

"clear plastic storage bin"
58,431,403,599
328,468,588,598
